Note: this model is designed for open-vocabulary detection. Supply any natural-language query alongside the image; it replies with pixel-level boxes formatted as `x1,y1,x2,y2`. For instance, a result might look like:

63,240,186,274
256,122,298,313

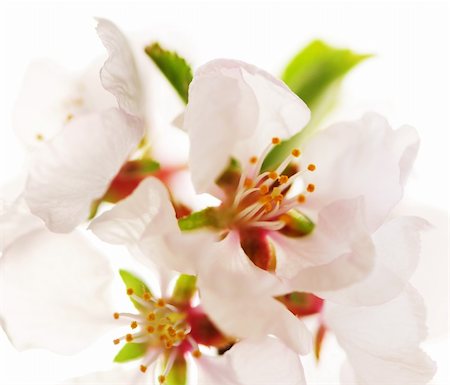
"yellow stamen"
125,334,133,342
113,339,120,345
279,175,289,184
147,325,155,333
130,321,138,329
158,375,166,384
147,312,156,321
113,312,119,319
143,292,151,301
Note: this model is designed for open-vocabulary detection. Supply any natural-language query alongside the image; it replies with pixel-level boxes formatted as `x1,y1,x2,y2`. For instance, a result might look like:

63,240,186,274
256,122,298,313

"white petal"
0,228,115,354
320,216,429,306
24,108,143,232
198,337,306,385
96,18,143,117
198,234,311,355
301,112,419,231
90,177,178,245
284,198,375,293
185,59,310,193
229,337,306,385
65,367,147,384
395,203,449,339
12,61,80,147
90,177,211,276
324,285,436,385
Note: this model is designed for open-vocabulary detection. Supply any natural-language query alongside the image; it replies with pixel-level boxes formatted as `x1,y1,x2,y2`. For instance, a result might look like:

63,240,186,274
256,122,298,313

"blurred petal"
0,228,114,354
320,216,429,305
198,337,305,385
284,198,375,294
24,108,143,232
199,234,311,355
65,367,147,384
324,285,436,385
185,59,310,193
96,18,143,117
395,202,449,339
302,112,419,231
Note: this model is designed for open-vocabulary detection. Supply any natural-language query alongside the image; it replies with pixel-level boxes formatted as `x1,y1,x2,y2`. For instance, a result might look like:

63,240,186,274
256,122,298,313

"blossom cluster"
0,19,436,384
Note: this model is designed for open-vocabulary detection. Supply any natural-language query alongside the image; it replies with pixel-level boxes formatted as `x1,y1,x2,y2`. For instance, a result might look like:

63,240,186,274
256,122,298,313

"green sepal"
145,43,193,104
262,40,371,172
138,158,161,173
279,210,314,237
119,270,152,311
165,353,187,385
113,342,147,363
172,274,197,304
178,207,219,231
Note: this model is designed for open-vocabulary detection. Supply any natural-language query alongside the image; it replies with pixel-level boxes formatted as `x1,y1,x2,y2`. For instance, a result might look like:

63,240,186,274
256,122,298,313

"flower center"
228,137,316,231
112,288,201,383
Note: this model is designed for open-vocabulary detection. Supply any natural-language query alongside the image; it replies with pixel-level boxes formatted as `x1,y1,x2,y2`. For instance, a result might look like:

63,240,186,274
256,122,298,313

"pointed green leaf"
166,354,187,385
262,40,371,171
119,270,152,311
145,43,193,104
113,342,147,363
178,207,219,231
172,274,197,304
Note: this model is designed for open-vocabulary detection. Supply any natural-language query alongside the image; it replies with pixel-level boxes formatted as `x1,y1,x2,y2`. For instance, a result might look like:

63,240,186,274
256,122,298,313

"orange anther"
35,133,44,141
279,175,289,184
113,312,119,319
140,365,147,373
259,185,269,194
269,171,278,180
264,202,273,212
142,292,151,301
158,375,166,384
157,299,166,307
126,288,134,296
306,183,315,193
113,339,120,345
274,195,283,203
291,149,301,157
125,334,133,342
147,325,155,333
177,331,185,339
307,163,316,171
272,137,281,145
297,194,306,203
165,341,173,349
147,312,156,321
192,349,202,358
249,156,258,164
244,178,253,189
130,321,138,329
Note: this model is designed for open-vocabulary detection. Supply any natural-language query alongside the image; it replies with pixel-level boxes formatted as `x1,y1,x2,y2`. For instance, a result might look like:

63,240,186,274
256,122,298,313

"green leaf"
166,354,187,385
172,274,197,304
178,207,219,231
113,343,147,363
119,270,152,311
262,40,371,172
145,43,193,104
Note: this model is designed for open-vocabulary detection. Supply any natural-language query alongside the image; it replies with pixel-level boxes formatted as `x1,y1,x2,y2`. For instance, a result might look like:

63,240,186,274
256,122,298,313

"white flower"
20,19,146,233
0,204,306,384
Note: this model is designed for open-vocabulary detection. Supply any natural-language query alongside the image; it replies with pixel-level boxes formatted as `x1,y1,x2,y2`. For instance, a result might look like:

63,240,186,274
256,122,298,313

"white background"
0,1,449,384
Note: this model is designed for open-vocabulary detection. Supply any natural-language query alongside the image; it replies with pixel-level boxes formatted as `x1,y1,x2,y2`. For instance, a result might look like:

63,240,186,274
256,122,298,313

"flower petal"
301,112,419,231
324,285,436,385
198,337,306,385
96,18,143,117
0,227,115,354
24,108,143,232
320,216,429,306
198,234,311,355
184,59,310,193
65,367,147,384
283,198,375,294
